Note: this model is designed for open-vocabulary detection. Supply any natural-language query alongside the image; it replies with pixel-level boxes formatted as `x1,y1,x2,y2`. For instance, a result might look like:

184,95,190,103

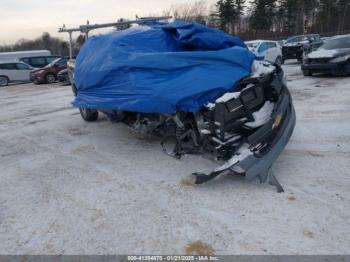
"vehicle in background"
282,34,323,63
0,61,33,86
30,57,68,84
19,55,60,68
277,40,285,46
321,37,331,42
57,69,70,85
68,60,77,94
302,35,350,76
0,50,51,62
245,40,283,65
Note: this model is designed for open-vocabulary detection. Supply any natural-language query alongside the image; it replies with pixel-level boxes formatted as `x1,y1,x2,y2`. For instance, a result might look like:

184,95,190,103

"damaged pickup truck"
69,22,296,192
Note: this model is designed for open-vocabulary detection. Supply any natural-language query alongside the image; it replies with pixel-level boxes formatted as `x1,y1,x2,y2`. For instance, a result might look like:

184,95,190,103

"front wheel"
0,76,9,86
79,108,99,122
45,73,56,84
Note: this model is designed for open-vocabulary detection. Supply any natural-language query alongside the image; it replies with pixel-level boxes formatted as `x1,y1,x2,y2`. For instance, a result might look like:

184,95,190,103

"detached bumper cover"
239,90,295,182
194,88,296,191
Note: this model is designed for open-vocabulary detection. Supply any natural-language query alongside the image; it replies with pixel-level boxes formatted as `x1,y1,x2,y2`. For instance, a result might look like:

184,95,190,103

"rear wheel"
344,63,350,75
79,108,99,122
45,73,56,84
72,84,77,96
0,76,9,86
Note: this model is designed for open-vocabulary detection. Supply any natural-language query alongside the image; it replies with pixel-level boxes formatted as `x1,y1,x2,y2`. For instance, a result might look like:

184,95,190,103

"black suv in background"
19,56,61,68
282,34,323,63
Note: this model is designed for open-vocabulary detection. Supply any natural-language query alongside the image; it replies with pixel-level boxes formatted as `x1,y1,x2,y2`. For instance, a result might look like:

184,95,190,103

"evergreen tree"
250,0,277,32
215,0,237,33
235,0,246,31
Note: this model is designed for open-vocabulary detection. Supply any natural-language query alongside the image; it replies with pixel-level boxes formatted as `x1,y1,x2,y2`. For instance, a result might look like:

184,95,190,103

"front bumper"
238,90,295,182
30,73,45,83
58,74,69,83
302,62,349,74
194,86,296,191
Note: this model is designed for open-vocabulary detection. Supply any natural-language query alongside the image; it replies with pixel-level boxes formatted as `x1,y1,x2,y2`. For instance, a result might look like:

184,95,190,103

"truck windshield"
286,36,308,43
246,42,260,49
321,37,350,50
46,58,61,67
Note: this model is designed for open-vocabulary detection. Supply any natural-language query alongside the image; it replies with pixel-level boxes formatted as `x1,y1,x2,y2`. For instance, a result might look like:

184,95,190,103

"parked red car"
30,57,68,84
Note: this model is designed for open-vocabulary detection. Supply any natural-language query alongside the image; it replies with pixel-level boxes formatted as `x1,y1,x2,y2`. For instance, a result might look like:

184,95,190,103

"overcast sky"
0,0,217,45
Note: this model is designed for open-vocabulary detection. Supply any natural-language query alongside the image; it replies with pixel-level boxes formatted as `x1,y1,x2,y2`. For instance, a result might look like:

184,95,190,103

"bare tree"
169,1,209,24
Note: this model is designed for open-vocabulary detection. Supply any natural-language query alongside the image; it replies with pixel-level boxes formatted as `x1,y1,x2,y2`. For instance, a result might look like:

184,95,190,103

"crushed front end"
179,62,296,192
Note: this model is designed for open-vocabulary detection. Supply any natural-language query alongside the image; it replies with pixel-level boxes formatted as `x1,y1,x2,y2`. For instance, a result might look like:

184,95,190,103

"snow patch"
245,101,274,128
205,102,216,110
215,92,241,103
250,60,275,78
307,49,339,59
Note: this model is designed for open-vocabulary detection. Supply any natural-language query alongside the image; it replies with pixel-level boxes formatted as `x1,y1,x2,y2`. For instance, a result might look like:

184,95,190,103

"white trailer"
0,50,51,62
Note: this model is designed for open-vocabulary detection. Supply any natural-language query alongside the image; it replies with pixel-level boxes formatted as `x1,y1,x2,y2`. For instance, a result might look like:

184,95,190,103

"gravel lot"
0,62,349,255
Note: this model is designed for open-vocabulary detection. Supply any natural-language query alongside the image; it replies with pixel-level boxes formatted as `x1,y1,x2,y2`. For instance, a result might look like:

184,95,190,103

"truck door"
257,42,269,60
1,63,19,81
265,42,279,63
15,63,31,81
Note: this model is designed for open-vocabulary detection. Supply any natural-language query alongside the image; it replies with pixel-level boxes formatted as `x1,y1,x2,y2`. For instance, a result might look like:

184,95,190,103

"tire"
79,108,99,122
275,56,283,66
302,69,312,76
344,63,350,75
0,76,9,86
45,73,56,84
72,84,77,96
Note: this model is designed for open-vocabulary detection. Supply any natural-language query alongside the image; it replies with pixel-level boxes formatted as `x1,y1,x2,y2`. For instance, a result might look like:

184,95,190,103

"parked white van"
245,40,283,65
0,62,33,86
0,50,51,62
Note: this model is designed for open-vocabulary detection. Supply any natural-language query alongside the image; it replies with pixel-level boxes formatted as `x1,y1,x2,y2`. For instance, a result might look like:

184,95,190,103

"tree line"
169,0,350,40
0,32,72,56
1,0,349,55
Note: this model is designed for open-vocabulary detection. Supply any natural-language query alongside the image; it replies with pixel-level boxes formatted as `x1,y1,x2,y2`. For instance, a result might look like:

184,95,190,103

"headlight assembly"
330,54,350,63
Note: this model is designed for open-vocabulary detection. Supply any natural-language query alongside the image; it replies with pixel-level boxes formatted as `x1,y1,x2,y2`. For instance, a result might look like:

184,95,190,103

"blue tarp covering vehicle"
73,22,256,114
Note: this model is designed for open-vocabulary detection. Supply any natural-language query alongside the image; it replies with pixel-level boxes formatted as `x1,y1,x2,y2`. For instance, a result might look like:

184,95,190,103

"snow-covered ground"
0,62,349,255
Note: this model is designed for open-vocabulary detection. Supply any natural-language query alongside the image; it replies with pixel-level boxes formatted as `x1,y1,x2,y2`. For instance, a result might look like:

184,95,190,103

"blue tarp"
73,21,256,114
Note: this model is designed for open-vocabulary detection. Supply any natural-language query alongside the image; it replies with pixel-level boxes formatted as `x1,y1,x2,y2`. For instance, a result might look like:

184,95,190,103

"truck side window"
258,42,269,53
31,57,46,68
21,58,30,64
267,42,277,48
57,58,68,67
16,63,30,70
0,63,16,70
